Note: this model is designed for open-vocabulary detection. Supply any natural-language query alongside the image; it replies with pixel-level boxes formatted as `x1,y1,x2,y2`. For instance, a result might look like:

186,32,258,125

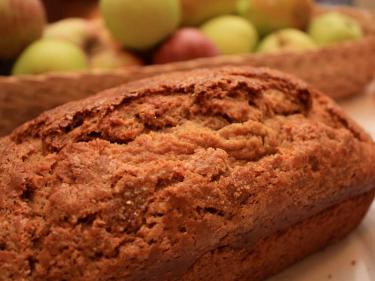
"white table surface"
269,89,375,281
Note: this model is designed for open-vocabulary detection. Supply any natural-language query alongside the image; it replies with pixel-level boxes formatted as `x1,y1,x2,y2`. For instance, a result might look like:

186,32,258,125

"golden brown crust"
180,190,375,281
0,67,374,280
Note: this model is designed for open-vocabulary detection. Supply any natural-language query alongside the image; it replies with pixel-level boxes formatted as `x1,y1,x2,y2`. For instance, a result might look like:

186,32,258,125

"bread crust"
180,190,375,281
0,67,374,280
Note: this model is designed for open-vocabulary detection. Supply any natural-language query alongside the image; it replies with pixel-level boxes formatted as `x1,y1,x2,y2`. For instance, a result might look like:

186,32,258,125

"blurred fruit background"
0,0,374,137
0,0,373,76
41,0,98,21
40,0,375,23
356,0,375,9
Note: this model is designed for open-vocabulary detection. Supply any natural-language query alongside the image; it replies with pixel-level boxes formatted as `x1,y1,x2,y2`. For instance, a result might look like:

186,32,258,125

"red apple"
0,0,46,59
153,28,219,64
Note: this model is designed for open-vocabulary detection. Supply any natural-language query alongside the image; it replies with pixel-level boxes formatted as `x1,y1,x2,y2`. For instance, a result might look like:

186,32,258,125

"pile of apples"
0,0,364,76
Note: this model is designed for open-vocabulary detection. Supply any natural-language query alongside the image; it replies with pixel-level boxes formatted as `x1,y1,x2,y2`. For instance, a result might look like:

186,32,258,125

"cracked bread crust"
0,67,375,281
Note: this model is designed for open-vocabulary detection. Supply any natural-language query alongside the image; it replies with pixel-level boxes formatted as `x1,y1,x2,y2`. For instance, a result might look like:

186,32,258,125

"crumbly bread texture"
0,67,374,281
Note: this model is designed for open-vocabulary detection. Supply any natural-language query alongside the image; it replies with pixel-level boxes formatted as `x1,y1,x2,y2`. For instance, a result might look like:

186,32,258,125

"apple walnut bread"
0,67,374,281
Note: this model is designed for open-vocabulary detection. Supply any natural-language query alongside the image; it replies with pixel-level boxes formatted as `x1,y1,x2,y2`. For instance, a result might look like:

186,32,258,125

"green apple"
12,39,88,75
181,0,237,26
237,0,313,36
0,0,46,59
257,29,317,53
100,0,181,50
308,12,363,46
201,15,258,55
44,18,97,49
90,48,143,69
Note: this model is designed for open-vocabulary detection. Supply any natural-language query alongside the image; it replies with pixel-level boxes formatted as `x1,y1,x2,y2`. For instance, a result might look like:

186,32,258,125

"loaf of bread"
0,67,374,281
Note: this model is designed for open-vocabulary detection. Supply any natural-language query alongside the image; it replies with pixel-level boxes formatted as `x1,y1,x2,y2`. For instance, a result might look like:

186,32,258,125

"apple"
100,0,181,50
201,15,258,55
0,0,46,59
237,0,313,36
44,18,97,50
181,0,237,26
153,28,219,64
90,19,116,48
90,48,143,69
257,29,317,53
12,39,88,75
308,12,363,46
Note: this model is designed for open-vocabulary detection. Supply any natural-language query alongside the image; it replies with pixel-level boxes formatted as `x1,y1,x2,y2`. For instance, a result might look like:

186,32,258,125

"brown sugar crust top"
1,67,374,281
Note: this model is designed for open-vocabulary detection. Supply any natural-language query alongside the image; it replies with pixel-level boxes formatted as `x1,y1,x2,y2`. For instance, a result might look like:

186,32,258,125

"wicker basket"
0,6,374,136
